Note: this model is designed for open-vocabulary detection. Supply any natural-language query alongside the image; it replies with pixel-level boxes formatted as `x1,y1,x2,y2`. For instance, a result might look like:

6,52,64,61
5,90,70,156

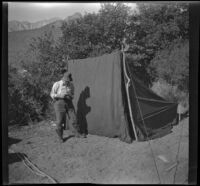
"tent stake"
165,162,178,172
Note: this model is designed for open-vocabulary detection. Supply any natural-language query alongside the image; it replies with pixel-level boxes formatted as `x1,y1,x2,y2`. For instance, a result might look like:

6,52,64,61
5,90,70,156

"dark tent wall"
68,51,133,143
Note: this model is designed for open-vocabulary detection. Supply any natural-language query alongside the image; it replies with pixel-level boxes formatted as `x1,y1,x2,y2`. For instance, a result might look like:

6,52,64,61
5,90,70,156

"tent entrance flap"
125,58,178,141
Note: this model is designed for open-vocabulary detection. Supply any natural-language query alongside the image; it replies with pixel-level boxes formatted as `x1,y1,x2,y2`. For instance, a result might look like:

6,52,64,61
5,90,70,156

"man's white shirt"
50,80,74,99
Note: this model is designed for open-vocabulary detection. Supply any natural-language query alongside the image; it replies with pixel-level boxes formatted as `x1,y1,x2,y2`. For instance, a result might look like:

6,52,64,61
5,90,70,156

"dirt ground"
8,117,188,184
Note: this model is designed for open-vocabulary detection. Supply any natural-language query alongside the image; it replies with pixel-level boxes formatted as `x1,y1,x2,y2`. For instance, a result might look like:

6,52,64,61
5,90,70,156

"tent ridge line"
136,97,176,104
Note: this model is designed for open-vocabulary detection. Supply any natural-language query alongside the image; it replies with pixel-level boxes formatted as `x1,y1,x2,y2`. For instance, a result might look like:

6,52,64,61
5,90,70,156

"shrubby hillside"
8,12,82,68
8,20,63,68
8,3,189,125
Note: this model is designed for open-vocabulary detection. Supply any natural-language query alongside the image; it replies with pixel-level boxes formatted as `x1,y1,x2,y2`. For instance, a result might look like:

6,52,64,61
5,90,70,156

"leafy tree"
8,65,42,125
148,39,189,92
23,31,68,118
59,2,189,92
8,31,68,125
126,2,189,85
98,3,131,50
60,3,131,59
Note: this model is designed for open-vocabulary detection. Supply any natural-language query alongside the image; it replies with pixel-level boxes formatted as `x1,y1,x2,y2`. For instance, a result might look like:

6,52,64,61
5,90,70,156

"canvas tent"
67,51,178,143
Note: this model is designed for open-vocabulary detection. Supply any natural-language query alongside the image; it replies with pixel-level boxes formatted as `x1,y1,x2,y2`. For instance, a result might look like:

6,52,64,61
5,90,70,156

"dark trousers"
54,99,79,137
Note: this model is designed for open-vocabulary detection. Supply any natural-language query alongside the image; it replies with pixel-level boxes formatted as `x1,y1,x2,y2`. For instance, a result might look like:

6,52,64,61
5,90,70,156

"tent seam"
136,96,175,104
137,104,176,122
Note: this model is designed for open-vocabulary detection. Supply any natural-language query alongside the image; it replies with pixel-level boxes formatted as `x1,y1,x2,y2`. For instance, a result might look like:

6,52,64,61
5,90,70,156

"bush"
9,31,67,125
8,31,62,125
151,79,189,113
148,39,189,92
8,65,43,125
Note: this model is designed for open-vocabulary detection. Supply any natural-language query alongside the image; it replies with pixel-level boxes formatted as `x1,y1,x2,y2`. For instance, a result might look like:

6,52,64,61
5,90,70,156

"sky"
8,2,137,22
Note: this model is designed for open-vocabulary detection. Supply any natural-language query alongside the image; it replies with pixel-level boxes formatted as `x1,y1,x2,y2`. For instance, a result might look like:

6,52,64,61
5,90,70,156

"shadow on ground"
8,137,22,147
8,152,27,164
63,134,75,142
8,137,27,164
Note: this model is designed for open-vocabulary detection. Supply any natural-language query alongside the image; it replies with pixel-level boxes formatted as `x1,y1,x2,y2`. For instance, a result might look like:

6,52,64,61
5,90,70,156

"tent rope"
172,117,185,184
9,148,58,183
123,51,162,184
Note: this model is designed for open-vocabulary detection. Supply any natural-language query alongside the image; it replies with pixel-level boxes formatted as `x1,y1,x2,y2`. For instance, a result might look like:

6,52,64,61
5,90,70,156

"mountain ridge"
8,12,82,68
8,12,82,32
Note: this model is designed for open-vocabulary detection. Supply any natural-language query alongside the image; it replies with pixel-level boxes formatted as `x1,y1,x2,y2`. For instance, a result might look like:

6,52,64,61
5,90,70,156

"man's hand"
64,95,73,100
56,93,66,99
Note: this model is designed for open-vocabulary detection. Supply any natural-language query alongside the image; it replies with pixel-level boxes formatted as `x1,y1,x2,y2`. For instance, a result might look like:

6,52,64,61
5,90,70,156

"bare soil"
8,117,188,184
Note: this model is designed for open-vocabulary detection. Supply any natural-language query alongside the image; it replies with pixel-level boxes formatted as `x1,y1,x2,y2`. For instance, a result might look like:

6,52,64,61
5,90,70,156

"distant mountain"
8,12,82,68
8,20,64,68
8,17,62,32
64,12,82,21
9,12,82,32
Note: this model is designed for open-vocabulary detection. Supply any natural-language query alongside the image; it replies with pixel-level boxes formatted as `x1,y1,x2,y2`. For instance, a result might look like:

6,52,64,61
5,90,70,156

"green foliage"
23,31,68,117
8,65,43,125
148,39,189,91
8,31,66,125
60,2,189,86
126,3,189,84
127,3,188,49
151,79,189,113
60,3,131,59
151,79,187,102
25,31,66,88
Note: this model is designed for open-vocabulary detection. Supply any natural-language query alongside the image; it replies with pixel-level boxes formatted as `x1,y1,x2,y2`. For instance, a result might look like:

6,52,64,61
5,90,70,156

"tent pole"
121,48,138,141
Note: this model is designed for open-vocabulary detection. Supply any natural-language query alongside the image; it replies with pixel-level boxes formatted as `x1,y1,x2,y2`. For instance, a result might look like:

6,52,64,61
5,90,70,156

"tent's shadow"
63,135,75,142
77,86,91,134
8,137,27,164
8,137,21,147
8,152,27,164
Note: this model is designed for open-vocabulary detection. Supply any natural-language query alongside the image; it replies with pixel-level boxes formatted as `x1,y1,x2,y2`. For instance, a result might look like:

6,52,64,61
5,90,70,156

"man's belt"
55,98,65,101
54,97,71,101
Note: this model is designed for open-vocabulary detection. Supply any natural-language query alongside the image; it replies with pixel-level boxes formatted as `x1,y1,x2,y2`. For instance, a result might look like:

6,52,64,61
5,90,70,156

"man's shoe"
75,133,87,138
58,137,64,143
81,133,87,138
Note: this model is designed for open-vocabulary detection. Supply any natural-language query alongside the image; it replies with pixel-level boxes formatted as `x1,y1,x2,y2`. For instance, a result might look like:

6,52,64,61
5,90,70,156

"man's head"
62,72,72,83
62,72,69,82
61,68,68,74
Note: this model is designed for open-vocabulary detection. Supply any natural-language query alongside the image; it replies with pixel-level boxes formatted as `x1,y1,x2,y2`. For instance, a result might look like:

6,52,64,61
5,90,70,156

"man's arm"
50,82,59,99
70,83,74,98
64,82,74,100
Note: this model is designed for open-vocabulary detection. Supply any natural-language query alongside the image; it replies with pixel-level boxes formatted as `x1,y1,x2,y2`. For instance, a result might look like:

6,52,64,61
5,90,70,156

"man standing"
50,69,86,143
